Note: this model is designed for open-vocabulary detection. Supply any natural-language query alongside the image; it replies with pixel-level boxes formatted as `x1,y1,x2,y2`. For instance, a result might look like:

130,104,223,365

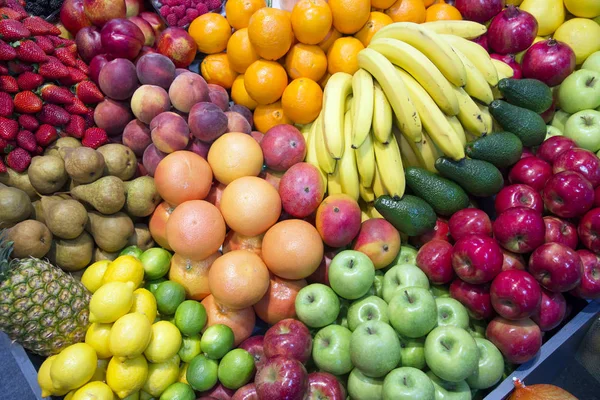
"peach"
128,16,155,46
230,104,253,127
278,162,325,218
60,0,92,35
83,0,125,27
98,58,138,101
225,111,251,134
251,131,264,143
188,102,228,142
223,231,264,257
168,72,210,113
206,182,226,211
142,143,167,176
260,168,284,192
175,68,189,76
185,137,211,159
150,112,190,153
125,0,142,17
135,53,175,88
208,84,230,112
94,98,133,136
315,193,362,248
130,84,171,124
122,119,151,156
156,27,197,68
139,12,165,37
260,124,307,171
352,218,401,269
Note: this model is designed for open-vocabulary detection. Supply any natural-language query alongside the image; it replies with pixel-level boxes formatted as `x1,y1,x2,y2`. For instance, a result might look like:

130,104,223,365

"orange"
327,37,365,75
253,101,292,133
165,200,226,261
208,250,270,309
188,13,232,54
201,295,255,346
222,231,264,257
225,0,266,30
371,0,396,8
423,0,435,6
220,176,282,237
247,7,294,60
284,43,328,81
226,28,260,73
425,1,462,21
261,219,324,280
354,11,394,47
244,60,289,105
149,201,174,251
200,53,238,89
290,0,333,45
318,26,342,52
253,275,307,325
281,78,323,124
168,252,221,301
154,151,213,206
328,0,371,34
231,75,259,110
386,0,427,23
207,132,264,185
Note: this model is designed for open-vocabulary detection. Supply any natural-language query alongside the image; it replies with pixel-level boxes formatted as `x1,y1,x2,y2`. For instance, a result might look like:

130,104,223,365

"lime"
120,245,144,259
178,334,202,363
155,281,186,315
174,300,207,336
159,382,195,400
146,278,167,295
200,324,234,360
217,349,255,390
186,355,218,392
141,248,173,280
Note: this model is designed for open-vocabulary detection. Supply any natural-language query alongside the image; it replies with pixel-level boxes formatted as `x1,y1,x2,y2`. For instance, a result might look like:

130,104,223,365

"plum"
98,58,138,100
188,102,228,142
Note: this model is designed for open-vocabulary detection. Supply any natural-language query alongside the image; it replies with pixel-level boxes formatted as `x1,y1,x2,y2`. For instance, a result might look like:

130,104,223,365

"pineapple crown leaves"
0,230,15,281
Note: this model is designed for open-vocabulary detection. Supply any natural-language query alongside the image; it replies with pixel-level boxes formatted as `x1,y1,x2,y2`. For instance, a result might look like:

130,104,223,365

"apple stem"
504,5,519,18
587,76,597,88
404,290,413,304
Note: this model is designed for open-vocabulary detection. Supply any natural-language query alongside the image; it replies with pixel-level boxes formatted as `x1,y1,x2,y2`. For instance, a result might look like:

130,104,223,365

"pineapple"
0,234,91,356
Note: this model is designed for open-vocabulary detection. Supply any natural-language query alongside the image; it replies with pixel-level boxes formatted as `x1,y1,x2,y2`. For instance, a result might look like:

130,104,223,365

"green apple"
329,250,376,300
388,286,437,338
564,110,600,152
382,367,435,400
347,295,389,331
390,245,418,267
382,264,430,303
295,283,340,328
424,326,479,382
312,325,353,375
336,297,350,329
350,320,402,378
558,69,600,113
436,298,469,330
467,318,487,339
545,125,563,140
347,368,384,400
430,285,450,298
426,371,471,400
373,271,384,298
398,335,426,370
551,109,571,132
466,338,504,390
582,51,600,73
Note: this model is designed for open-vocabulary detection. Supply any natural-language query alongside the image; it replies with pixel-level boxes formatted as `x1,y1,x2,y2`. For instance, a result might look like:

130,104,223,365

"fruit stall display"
1,0,600,399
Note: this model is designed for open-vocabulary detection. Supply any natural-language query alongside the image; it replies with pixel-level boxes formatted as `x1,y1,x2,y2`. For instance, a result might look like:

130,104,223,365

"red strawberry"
0,137,14,153
32,145,43,155
64,97,88,115
15,40,47,63
5,146,30,172
83,107,95,128
22,16,61,36
0,63,8,75
0,6,24,20
0,75,18,92
0,91,13,117
74,80,104,104
37,104,70,126
13,91,42,114
33,35,54,55
18,114,39,131
0,39,16,60
75,59,89,75
37,59,69,79
0,2,27,19
39,83,74,104
16,129,36,152
7,59,32,74
17,71,44,91
34,124,57,147
0,116,18,140
47,36,75,48
54,46,77,67
0,19,30,41
64,114,85,138
0,157,6,173
82,127,108,149
58,67,87,86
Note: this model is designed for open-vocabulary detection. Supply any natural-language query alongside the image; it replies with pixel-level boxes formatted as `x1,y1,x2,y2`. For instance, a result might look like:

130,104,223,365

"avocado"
465,132,523,168
497,78,553,113
405,167,470,216
489,100,547,147
435,157,504,198
374,195,437,236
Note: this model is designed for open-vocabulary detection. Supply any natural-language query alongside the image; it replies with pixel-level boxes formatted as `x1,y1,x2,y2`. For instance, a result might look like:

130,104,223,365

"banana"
440,34,498,87
368,38,459,116
397,128,423,169
359,184,375,203
367,204,384,219
452,85,489,136
395,128,437,173
357,48,422,142
373,129,405,198
314,112,337,174
354,129,376,187
423,130,444,161
299,122,313,142
304,120,328,189
345,95,353,113
447,115,466,147
339,111,360,201
450,46,494,105
421,20,487,39
351,69,374,148
372,164,387,198
371,22,467,87
372,82,393,144
395,68,465,161
478,103,494,134
327,164,343,195
491,58,514,80
322,72,353,159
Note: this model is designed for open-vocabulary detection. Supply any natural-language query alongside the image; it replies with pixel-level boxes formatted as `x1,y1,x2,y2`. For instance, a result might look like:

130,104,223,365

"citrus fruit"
318,26,342,52
178,363,189,384
188,13,232,54
386,0,427,23
253,275,307,325
327,37,365,74
50,343,97,391
145,321,183,363
291,0,333,45
425,1,462,21
201,295,256,346
155,281,186,315
222,231,264,256
200,324,235,359
119,245,143,259
247,7,294,60
38,356,66,397
81,260,110,294
371,0,396,8
142,355,181,398
140,248,172,281
89,281,135,323
146,278,167,296
109,312,153,359
201,53,239,89
217,349,255,390
102,255,144,288
154,151,213,206
168,253,219,301
225,0,267,30
174,300,207,336
354,11,393,47
90,358,110,383
149,202,174,251
187,355,219,391
207,132,264,185
284,43,328,82
231,75,259,110
107,355,148,399
159,382,195,400
281,78,323,124
130,288,158,323
227,28,260,74
178,334,202,363
122,392,140,400
244,60,289,105
554,18,600,65
253,101,292,133
328,0,370,34
85,322,113,359
72,381,113,400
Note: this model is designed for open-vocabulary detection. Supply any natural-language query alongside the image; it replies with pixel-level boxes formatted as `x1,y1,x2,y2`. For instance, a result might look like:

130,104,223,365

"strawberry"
64,114,85,138
0,39,16,60
22,16,61,36
75,59,89,75
0,116,18,140
37,59,69,79
82,127,108,149
54,46,77,67
58,67,87,86
83,107,95,128
15,129,35,152
0,75,18,92
5,146,30,172
17,71,43,91
0,91,13,117
39,83,74,104
14,40,47,63
13,91,42,114
0,63,8,75
0,6,24,20
0,137,13,153
34,124,57,147
37,104,70,126
18,114,39,131
0,157,6,173
48,36,75,48
0,19,30,41
74,80,104,104
64,97,88,115
1,2,27,19
33,35,54,55
7,59,32,74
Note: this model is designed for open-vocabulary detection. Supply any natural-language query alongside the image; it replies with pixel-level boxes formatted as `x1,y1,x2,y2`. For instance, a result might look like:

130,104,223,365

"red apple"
448,208,492,241
501,249,526,271
570,250,600,299
486,317,542,364
487,6,539,55
238,335,266,373
416,239,455,285
454,0,504,23
536,136,576,164
543,216,578,249
449,279,495,320
490,53,523,79
542,171,595,218
263,319,312,364
553,148,600,188
410,217,451,247
452,235,503,284
521,39,576,87
199,383,235,400
495,184,543,215
232,383,258,400
493,207,546,254
306,250,336,286
255,356,308,400
508,157,552,191
531,289,566,331
520,147,535,159
578,208,600,254
490,270,541,320
529,242,582,293
595,186,600,207
352,218,402,269
307,372,346,400
278,162,325,218
472,33,489,52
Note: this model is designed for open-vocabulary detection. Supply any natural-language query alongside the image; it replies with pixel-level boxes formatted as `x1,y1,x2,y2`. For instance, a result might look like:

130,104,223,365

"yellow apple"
564,0,600,19
554,18,600,65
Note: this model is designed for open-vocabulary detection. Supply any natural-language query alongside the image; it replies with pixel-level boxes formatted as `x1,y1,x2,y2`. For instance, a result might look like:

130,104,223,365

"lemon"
90,358,110,383
50,343,98,392
85,322,113,359
81,260,111,293
107,355,148,399
72,381,114,400
122,392,140,400
64,390,76,400
142,355,181,397
130,288,158,323
145,321,182,363
109,312,152,359
554,18,600,64
38,355,69,397
90,281,136,323
103,256,145,288
178,363,189,384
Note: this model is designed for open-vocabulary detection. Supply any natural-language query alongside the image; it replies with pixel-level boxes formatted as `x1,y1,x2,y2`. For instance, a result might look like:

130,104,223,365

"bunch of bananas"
304,20,515,209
